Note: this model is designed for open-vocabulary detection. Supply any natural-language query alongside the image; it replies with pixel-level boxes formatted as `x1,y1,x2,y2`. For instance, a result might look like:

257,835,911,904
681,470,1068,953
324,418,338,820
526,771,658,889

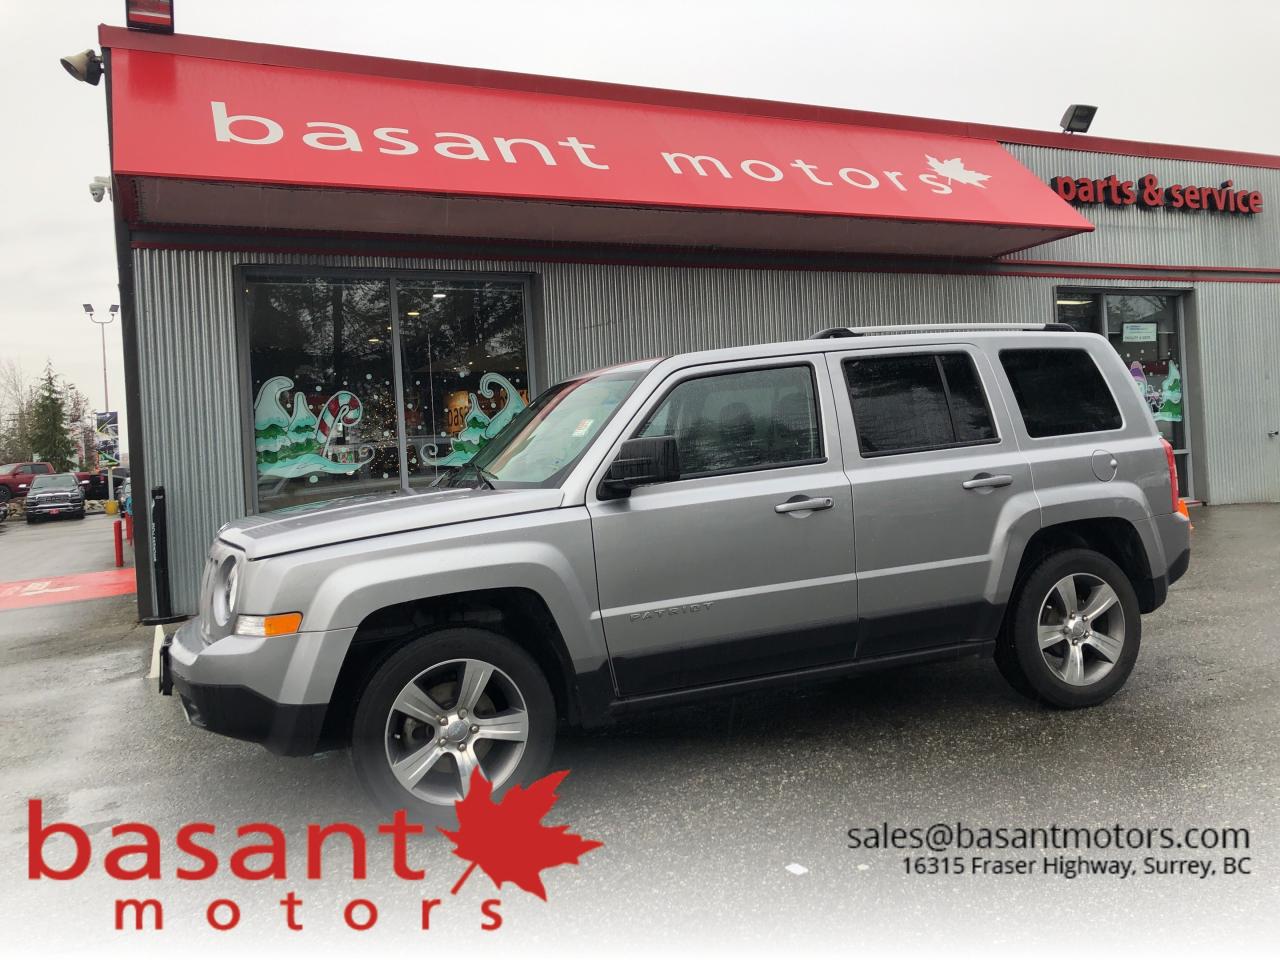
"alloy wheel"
1036,573,1126,687
383,658,530,805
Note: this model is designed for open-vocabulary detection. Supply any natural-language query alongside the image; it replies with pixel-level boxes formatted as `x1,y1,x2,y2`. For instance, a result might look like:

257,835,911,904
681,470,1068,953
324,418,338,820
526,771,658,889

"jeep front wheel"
351,627,555,820
996,548,1141,708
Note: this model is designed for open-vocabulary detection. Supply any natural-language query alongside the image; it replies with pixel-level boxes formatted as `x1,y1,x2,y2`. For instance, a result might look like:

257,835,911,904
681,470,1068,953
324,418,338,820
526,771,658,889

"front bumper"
169,671,327,756
26,500,84,517
161,617,354,756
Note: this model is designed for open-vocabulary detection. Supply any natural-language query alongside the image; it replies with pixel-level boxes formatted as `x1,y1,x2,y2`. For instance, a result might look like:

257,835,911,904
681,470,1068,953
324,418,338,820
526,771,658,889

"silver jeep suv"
162,324,1191,816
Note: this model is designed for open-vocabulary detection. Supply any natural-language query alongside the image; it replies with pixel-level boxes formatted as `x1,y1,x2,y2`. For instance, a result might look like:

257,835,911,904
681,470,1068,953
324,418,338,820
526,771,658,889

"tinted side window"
844,353,997,456
638,366,821,477
28,464,51,474
1000,349,1122,437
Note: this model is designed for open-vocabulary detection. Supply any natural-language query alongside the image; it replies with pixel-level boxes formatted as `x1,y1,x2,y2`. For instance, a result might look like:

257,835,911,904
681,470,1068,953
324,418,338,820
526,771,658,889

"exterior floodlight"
60,49,103,86
1060,104,1098,134
90,176,112,203
127,0,175,34
83,304,95,314
110,304,121,316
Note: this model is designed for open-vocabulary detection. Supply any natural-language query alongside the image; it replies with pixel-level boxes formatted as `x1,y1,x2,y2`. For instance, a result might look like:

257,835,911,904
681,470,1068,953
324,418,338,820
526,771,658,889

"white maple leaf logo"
925,155,991,188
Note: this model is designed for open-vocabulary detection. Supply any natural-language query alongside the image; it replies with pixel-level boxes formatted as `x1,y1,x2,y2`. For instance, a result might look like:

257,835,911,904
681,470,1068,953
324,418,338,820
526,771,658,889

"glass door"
397,278,531,488
1056,290,1192,498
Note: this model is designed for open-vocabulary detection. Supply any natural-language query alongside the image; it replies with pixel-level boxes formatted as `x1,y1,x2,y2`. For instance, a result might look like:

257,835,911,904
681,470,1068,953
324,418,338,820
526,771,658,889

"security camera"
60,49,103,86
89,176,112,203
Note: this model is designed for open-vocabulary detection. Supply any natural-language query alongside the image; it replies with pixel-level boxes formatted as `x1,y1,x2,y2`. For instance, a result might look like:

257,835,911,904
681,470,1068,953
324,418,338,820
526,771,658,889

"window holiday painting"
253,375,374,478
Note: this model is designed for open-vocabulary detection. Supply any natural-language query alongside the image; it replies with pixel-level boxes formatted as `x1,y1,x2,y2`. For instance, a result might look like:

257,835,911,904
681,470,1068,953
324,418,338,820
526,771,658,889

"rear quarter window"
1000,348,1123,437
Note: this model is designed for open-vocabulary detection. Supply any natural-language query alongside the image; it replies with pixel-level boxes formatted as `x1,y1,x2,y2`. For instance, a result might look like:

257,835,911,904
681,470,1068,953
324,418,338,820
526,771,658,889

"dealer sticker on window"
571,418,595,437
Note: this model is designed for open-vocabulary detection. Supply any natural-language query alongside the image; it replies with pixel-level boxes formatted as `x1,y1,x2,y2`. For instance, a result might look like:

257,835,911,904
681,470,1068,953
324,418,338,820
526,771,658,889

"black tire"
350,627,556,823
0,488,11,504
25,515,37,524
73,510,86,520
995,548,1141,708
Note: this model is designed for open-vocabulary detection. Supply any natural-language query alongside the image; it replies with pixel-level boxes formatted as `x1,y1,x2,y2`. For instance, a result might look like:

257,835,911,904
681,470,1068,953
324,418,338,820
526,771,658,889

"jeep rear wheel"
996,548,1141,708
351,627,555,821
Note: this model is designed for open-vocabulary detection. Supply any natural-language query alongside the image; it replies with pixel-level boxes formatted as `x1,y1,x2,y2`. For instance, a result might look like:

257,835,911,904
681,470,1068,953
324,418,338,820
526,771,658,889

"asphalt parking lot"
3,505,1278,955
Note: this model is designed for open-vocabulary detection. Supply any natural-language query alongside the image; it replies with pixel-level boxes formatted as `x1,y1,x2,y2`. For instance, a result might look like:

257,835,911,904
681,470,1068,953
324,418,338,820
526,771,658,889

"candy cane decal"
255,378,375,479
315,391,363,453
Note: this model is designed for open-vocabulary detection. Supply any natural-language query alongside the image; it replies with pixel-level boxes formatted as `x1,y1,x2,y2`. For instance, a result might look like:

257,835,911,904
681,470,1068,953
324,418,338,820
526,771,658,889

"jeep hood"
217,487,565,559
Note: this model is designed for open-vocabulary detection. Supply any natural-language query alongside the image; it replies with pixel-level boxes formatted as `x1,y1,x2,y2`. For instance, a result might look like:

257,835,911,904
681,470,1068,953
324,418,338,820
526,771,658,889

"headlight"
225,562,239,616
211,555,240,627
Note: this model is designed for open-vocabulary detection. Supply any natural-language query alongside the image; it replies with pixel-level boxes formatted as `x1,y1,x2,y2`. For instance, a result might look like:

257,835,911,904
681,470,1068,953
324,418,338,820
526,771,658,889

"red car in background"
0,462,95,505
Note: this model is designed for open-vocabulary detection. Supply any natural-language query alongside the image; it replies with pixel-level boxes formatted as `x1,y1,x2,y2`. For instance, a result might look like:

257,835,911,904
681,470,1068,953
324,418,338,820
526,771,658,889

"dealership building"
94,24,1280,620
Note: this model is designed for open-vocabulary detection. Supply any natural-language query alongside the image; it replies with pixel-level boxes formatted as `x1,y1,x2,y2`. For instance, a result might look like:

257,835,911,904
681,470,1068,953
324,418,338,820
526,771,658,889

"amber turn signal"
234,613,304,637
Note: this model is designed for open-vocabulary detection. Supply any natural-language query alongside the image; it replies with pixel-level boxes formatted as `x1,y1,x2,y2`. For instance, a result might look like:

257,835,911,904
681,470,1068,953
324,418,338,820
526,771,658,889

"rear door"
826,345,1037,658
588,356,858,696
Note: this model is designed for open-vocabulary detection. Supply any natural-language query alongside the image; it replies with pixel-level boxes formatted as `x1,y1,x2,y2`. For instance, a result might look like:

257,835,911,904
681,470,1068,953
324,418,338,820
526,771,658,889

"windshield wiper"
470,464,498,490
438,461,497,490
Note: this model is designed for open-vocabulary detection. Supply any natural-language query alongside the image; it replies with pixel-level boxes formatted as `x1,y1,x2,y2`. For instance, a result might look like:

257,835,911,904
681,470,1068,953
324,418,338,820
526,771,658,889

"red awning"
105,34,1092,258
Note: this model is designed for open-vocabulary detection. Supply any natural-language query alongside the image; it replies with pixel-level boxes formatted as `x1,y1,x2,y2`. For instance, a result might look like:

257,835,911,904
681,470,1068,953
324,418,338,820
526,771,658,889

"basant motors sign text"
209,100,982,198
25,770,602,934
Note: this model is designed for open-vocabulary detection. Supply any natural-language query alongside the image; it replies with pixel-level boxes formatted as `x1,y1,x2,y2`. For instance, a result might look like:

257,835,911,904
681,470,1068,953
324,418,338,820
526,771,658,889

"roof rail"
809,322,1076,339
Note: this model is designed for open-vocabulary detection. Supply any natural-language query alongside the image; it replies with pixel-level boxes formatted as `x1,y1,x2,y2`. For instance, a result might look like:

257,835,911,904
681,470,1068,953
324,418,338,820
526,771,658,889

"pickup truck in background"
89,466,129,500
0,462,95,504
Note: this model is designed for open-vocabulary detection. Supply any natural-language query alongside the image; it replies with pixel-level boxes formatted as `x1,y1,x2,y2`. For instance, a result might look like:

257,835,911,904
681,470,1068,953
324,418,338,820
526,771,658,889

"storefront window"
245,273,531,511
1053,292,1102,332
247,278,400,510
398,280,529,487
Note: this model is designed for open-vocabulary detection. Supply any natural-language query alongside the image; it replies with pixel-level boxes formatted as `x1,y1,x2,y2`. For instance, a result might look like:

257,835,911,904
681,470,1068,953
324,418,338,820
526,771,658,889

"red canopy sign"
107,45,1091,255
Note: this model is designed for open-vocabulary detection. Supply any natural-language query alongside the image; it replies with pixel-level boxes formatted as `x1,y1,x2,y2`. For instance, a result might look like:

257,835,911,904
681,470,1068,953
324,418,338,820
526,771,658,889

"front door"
588,359,858,697
827,346,1036,658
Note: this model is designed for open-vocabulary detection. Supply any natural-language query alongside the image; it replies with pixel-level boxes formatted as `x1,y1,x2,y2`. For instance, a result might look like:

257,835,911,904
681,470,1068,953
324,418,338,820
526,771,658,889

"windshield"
30,474,78,491
0,463,17,475
439,368,645,489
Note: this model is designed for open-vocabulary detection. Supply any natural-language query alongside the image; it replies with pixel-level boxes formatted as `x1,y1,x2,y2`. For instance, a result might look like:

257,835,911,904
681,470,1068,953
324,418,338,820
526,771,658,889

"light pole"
84,303,120,492
84,303,118,411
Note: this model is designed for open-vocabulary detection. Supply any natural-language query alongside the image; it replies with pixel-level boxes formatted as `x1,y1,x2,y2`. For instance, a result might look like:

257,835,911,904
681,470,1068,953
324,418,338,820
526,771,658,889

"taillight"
1161,439,1179,513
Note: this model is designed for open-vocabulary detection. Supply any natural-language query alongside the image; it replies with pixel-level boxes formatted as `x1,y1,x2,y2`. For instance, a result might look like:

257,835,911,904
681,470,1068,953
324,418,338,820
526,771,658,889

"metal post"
150,486,172,619
100,320,109,413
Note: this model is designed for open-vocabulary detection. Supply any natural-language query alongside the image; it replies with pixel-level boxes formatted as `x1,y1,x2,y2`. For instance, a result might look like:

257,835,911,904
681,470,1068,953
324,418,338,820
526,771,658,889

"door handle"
774,496,835,514
961,474,1013,490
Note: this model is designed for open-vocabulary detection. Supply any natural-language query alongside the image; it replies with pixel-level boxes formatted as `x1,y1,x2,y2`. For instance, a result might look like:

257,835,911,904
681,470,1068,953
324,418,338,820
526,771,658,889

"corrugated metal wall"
1194,282,1280,503
133,223,1280,614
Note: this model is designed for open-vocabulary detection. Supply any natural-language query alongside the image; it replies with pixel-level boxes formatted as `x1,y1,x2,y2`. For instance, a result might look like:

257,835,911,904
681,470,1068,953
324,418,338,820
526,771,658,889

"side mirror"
600,436,681,499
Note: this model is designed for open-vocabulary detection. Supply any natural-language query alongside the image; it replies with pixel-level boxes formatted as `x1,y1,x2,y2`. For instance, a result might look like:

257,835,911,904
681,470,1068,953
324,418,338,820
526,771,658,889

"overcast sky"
2,0,1277,454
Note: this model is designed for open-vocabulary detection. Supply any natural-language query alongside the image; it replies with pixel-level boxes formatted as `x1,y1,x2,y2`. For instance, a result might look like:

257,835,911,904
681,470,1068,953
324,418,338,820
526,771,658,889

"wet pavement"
2,505,1277,957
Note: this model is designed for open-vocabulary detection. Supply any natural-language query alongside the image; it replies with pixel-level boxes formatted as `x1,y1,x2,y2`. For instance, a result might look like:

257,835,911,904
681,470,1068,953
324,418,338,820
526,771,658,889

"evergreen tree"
27,365,76,470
